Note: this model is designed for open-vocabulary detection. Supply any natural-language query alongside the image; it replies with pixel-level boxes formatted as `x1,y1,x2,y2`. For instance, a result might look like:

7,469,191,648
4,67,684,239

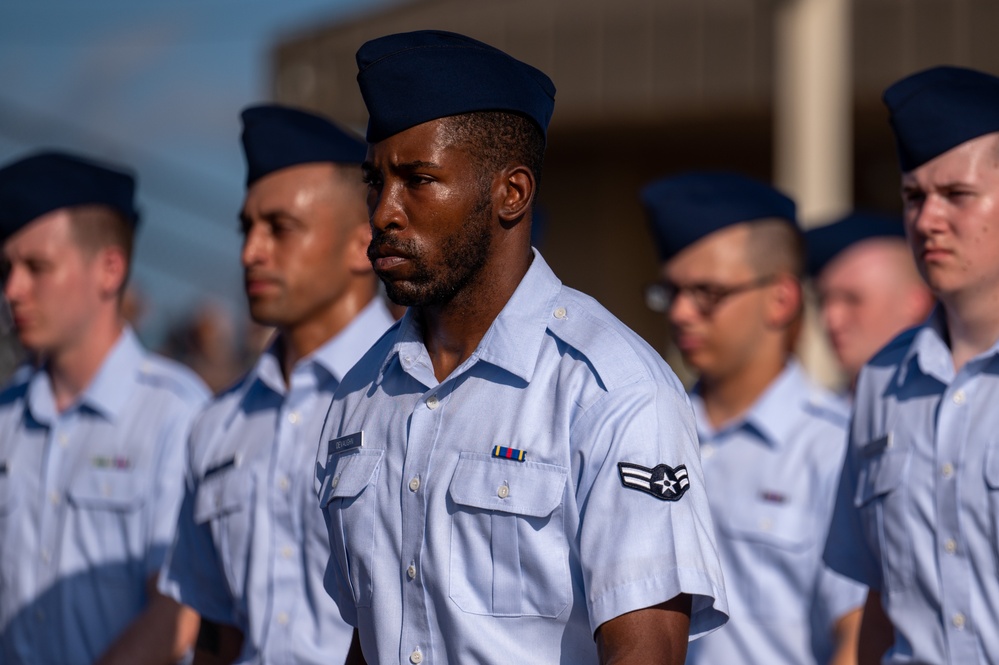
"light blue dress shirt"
686,362,866,665
0,327,208,665
160,298,393,665
825,309,999,664
316,251,728,665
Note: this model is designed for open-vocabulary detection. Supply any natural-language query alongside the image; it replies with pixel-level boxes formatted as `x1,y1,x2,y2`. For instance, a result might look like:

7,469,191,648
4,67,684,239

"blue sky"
0,0,394,344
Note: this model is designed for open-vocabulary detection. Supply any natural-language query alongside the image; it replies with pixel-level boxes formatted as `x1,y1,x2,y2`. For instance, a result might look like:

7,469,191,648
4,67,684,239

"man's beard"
369,193,493,308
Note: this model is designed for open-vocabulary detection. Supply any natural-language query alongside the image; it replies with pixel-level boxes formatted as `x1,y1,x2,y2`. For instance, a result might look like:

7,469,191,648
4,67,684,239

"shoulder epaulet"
545,287,667,392
136,353,210,404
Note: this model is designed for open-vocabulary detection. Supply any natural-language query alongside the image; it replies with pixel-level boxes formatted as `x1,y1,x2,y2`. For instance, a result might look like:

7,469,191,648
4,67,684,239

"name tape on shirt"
618,462,690,501
329,431,364,456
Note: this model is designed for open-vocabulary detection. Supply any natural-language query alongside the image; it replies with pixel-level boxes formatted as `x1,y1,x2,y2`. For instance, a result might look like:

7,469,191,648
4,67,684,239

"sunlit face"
2,210,104,354
901,132,999,304
817,238,928,380
363,119,494,308
663,223,772,379
240,162,368,329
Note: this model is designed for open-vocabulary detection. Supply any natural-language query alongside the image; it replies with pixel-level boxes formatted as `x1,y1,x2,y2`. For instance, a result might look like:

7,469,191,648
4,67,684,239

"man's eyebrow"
396,160,441,170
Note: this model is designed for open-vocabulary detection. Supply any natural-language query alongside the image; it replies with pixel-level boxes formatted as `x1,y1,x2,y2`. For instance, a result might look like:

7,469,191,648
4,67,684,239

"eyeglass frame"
644,274,780,317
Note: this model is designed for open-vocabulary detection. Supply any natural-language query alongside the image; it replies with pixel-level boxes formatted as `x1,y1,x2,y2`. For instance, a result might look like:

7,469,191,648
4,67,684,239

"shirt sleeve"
573,379,728,638
822,379,884,590
144,399,199,579
158,454,239,625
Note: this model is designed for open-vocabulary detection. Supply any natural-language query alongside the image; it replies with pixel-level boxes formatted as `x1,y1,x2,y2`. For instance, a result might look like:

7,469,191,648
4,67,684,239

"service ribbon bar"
492,445,526,462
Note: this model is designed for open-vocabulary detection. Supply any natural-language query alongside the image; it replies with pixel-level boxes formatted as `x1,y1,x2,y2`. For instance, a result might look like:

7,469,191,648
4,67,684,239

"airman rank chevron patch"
618,462,689,501
492,445,526,462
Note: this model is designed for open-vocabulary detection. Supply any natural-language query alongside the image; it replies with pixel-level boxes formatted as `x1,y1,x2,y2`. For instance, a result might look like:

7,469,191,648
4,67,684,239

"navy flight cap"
240,104,367,187
0,150,138,243
356,30,557,143
642,172,797,262
884,66,999,172
804,211,905,277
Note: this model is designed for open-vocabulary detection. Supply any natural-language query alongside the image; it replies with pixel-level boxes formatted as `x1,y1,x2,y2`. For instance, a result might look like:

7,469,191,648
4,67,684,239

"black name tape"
330,431,363,455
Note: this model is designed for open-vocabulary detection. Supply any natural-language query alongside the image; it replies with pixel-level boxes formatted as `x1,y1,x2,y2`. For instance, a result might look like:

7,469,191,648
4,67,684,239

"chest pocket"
67,469,147,577
853,434,913,593
448,452,569,618
194,465,254,595
322,449,383,609
717,486,817,616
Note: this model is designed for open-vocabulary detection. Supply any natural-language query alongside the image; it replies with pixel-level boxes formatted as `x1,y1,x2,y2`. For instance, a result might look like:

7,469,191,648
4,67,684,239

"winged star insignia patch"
618,462,690,501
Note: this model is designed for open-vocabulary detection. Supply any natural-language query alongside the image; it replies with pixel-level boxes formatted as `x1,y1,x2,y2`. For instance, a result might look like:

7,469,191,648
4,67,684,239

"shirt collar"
27,327,145,424
379,248,562,386
251,297,397,397
693,360,811,449
898,304,999,386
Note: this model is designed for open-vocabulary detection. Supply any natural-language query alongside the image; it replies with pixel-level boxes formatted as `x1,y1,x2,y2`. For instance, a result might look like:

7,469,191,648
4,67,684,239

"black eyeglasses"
644,274,778,317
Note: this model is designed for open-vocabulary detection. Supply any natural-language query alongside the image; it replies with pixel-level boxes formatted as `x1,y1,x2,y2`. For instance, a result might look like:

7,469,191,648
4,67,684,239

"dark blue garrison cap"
884,66,999,172
642,172,797,262
240,104,367,186
804,211,905,276
355,30,557,143
0,150,137,243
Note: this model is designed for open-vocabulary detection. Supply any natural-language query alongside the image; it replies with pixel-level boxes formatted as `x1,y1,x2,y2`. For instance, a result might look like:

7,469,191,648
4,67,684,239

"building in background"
270,0,999,385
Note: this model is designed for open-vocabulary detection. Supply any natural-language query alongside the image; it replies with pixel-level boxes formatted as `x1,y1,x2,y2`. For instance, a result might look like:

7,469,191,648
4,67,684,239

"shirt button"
426,395,439,410
332,474,340,490
277,612,289,625
409,477,421,492
49,491,60,505
760,518,773,532
281,546,294,559
553,306,567,320
288,411,300,425
953,390,966,404
410,649,423,664
407,563,417,580
952,612,966,629
403,355,413,367
497,484,510,499
100,482,112,497
944,538,957,554
57,434,69,448
942,463,954,478
701,444,715,460
40,550,51,563
278,476,290,491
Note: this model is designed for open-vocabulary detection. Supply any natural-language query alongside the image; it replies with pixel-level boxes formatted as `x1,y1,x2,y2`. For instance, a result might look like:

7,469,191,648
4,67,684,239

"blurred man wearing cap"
315,30,727,665
805,212,933,392
824,66,999,664
0,151,209,664
159,105,394,665
643,172,865,665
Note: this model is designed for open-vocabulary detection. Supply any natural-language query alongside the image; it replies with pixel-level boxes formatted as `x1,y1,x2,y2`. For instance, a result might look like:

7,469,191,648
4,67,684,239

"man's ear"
496,165,535,227
97,245,128,301
765,273,803,330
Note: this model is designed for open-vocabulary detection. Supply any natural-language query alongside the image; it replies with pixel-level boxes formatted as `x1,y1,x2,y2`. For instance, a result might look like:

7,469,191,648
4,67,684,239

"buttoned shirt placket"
396,348,453,665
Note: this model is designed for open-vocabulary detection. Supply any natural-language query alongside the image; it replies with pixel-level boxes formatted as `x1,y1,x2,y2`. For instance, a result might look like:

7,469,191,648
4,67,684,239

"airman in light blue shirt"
0,150,209,664
824,64,999,665
316,30,728,665
643,172,866,665
159,104,392,664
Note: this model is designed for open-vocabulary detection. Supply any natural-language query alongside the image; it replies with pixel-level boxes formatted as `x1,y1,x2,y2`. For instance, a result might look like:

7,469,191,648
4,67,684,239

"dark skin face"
362,118,535,381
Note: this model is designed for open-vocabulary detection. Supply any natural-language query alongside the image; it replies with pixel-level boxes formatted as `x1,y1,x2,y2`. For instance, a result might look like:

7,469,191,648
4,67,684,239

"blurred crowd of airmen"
0,26,996,665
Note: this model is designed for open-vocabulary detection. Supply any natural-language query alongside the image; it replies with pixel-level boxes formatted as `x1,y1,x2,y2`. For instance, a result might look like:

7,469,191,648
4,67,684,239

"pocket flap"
68,470,145,511
194,467,251,523
322,450,384,507
855,435,908,507
449,452,567,518
719,496,812,551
